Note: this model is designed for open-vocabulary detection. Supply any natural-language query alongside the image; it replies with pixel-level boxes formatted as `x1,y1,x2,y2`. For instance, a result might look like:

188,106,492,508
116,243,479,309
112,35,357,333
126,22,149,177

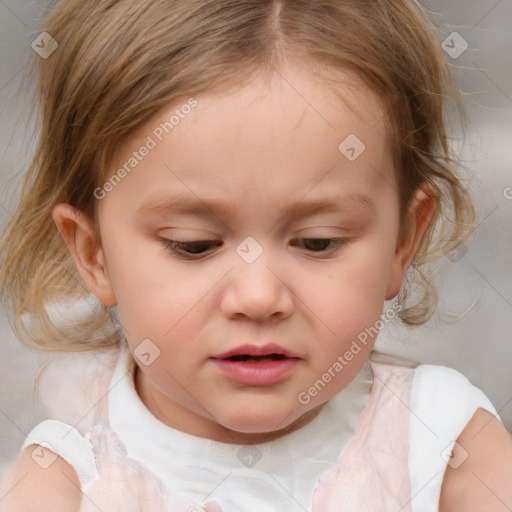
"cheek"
305,244,395,328
115,279,200,346
101,227,200,329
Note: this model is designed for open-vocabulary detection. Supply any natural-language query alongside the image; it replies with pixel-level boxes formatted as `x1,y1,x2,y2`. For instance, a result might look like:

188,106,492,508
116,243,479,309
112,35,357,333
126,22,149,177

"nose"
220,247,294,323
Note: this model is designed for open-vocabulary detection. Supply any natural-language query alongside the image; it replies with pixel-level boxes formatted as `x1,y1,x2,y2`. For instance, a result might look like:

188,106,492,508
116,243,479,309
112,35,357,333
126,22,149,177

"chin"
218,408,296,436
222,404,322,440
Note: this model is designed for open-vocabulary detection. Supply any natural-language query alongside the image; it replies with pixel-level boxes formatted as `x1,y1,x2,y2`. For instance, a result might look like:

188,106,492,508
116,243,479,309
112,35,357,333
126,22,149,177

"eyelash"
158,237,349,259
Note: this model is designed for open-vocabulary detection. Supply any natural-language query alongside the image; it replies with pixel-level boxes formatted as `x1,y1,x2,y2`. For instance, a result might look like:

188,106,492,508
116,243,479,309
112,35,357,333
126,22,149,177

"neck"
134,364,326,445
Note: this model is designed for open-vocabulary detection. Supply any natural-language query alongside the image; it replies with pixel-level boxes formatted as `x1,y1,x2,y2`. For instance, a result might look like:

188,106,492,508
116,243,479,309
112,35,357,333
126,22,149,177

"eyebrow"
137,192,375,220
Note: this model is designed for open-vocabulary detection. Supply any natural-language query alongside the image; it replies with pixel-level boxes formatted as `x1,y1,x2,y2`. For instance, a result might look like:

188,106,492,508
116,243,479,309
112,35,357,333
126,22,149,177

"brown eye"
159,238,222,258
301,238,332,251
292,238,347,253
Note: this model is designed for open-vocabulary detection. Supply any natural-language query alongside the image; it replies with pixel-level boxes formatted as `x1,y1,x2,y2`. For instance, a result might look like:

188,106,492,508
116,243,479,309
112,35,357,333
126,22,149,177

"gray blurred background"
0,0,511,481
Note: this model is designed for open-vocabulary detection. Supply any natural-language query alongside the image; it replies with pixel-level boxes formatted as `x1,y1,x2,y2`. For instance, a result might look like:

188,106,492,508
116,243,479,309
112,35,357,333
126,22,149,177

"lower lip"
211,358,300,386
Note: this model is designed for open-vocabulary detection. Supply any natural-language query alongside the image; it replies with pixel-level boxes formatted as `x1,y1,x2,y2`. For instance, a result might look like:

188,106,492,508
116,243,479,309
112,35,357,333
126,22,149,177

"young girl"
1,0,512,510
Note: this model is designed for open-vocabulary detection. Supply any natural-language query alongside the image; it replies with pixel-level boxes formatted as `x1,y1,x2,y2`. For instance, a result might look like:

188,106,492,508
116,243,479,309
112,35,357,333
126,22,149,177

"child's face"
80,64,427,443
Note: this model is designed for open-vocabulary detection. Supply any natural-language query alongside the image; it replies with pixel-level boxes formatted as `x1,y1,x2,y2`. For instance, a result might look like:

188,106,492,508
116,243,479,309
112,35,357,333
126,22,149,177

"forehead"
175,63,389,154
100,62,397,219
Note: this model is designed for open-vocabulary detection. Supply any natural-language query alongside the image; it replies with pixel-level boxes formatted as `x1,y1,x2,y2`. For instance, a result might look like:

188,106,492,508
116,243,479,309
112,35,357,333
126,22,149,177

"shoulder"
0,446,82,512
439,407,512,511
369,359,497,421
409,363,497,422
20,419,99,491
369,358,489,409
408,364,512,510
372,359,507,509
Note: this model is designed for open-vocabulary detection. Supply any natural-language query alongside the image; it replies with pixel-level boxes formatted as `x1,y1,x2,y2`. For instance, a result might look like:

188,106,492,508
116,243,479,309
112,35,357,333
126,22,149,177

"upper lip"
211,343,301,360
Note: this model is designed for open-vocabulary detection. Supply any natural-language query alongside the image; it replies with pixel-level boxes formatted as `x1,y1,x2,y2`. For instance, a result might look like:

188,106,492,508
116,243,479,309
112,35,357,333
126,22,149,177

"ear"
52,203,117,306
385,185,439,300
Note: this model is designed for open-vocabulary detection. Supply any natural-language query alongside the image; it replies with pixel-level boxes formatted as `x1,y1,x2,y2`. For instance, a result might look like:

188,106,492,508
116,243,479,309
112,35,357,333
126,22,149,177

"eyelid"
291,237,350,257
157,237,220,258
158,236,350,260
158,228,218,239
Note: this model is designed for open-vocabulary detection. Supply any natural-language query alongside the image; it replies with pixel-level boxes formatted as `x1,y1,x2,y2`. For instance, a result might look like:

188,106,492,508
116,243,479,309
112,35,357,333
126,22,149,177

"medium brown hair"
0,0,475,351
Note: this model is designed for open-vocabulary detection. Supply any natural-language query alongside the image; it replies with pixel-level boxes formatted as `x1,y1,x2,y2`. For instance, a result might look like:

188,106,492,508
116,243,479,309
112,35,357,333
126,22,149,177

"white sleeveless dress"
20,342,498,511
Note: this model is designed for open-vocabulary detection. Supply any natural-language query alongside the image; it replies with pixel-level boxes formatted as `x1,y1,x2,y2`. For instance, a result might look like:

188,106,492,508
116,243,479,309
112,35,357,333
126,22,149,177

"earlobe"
52,203,117,306
385,185,439,300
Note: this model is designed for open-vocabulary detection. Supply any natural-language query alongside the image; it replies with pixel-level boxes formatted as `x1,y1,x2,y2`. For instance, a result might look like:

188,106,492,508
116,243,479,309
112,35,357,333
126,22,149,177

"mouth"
224,353,288,362
210,343,300,386
211,343,300,361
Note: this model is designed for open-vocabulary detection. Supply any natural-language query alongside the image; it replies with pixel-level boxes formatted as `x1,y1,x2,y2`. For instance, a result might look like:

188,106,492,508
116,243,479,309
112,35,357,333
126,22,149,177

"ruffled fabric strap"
79,423,224,512
21,419,100,490
311,361,414,511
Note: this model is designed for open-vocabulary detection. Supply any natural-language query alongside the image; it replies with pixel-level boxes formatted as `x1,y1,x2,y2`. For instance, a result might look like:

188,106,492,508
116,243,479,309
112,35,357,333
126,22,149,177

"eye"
159,237,349,260
292,238,348,255
159,238,222,259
